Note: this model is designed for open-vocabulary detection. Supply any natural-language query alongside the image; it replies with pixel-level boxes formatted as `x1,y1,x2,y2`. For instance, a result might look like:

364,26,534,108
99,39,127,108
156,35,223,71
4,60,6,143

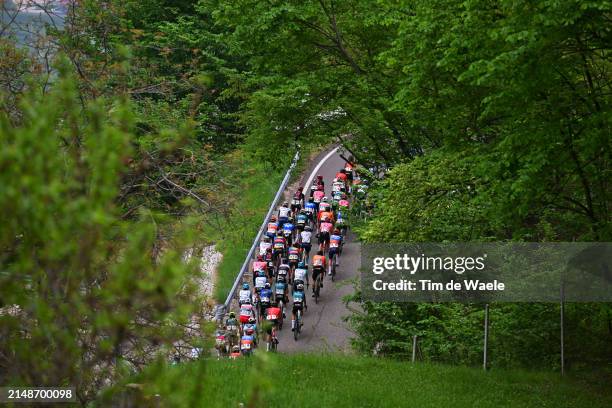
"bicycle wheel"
314,278,320,304
278,301,284,330
294,311,300,341
331,255,337,281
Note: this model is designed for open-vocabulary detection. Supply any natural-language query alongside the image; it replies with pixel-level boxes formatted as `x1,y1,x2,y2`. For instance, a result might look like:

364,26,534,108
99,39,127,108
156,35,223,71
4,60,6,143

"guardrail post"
411,335,418,363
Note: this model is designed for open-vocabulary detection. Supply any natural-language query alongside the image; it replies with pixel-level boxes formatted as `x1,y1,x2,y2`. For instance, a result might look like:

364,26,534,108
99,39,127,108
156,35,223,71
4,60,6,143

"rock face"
199,245,222,299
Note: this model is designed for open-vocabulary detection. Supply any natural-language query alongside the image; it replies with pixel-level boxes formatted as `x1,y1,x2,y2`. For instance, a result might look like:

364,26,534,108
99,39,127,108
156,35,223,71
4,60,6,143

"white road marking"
301,146,340,196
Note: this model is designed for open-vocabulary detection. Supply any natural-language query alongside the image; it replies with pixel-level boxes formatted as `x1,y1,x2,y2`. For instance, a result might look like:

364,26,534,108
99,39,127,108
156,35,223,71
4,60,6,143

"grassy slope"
208,151,284,302
145,354,611,408
210,146,315,302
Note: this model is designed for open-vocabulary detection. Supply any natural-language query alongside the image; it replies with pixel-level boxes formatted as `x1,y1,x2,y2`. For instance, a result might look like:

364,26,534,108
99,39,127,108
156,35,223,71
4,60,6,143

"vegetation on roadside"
103,354,612,408
1,0,610,404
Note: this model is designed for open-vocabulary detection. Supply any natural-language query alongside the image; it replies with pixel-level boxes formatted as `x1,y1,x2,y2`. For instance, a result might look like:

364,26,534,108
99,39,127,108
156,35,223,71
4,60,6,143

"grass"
208,152,285,302
128,354,612,408
210,144,322,303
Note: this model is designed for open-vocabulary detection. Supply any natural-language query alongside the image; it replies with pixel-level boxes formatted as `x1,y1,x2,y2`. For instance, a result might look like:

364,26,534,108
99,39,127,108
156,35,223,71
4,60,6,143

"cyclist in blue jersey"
259,282,273,320
328,228,343,274
282,218,295,246
304,199,317,224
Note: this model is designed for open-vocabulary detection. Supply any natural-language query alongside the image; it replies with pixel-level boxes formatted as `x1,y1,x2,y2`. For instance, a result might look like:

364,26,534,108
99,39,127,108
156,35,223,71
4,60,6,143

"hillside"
127,354,612,408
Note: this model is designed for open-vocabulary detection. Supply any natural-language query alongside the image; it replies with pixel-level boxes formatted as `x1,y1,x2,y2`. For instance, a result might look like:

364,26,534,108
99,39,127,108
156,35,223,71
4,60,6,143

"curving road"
274,149,361,353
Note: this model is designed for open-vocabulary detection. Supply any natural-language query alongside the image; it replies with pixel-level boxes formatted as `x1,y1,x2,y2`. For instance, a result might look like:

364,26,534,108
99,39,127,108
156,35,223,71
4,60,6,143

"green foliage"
109,354,612,407
206,150,285,302
0,65,201,402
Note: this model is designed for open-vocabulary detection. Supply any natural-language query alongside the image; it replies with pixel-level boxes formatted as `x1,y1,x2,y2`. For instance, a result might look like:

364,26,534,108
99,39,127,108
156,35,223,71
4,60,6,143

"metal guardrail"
214,150,301,321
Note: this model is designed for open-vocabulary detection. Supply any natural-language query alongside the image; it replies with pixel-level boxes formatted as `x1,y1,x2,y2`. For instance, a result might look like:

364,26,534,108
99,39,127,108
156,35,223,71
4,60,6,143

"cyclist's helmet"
248,317,256,324
334,228,340,234
317,184,324,191
317,250,323,256
322,196,328,202
317,175,323,181
270,215,277,222
265,282,271,289
242,283,249,290
229,312,235,318
296,283,305,291
232,345,240,353
282,201,289,207
340,168,346,174
263,236,271,242
257,254,263,261
298,261,306,268
305,225,312,231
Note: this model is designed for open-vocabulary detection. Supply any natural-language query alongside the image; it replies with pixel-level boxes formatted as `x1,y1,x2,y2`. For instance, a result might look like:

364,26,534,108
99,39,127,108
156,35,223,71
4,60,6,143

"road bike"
313,271,322,304
329,251,337,282
267,326,279,352
294,309,302,341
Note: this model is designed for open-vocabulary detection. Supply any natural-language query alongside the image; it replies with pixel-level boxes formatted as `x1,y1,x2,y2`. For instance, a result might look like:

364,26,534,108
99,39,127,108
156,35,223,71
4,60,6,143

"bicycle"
329,252,337,281
313,272,322,304
277,299,285,330
294,308,302,341
268,326,279,352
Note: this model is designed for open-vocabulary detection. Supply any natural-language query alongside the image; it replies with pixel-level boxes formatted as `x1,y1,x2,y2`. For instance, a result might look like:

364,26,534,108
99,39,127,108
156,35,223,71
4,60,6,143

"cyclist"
274,279,288,304
277,259,290,284
254,268,267,295
265,301,282,349
299,225,313,262
291,283,306,332
242,316,258,347
259,236,273,256
253,255,268,279
335,211,348,236
287,245,301,278
273,231,286,264
304,198,317,224
316,175,325,190
318,207,334,227
296,209,309,234
332,178,346,193
266,216,279,239
259,282,273,320
339,194,350,211
328,228,343,275
229,345,241,359
313,188,325,213
278,202,292,225
264,248,275,277
294,261,309,289
225,312,240,348
336,169,348,185
239,302,255,328
318,220,334,252
291,187,304,213
331,190,343,212
312,250,327,293
319,197,332,214
282,218,295,246
239,283,252,306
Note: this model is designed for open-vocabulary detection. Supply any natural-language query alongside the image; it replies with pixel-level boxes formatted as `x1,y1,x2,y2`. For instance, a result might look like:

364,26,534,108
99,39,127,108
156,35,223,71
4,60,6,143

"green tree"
0,64,202,404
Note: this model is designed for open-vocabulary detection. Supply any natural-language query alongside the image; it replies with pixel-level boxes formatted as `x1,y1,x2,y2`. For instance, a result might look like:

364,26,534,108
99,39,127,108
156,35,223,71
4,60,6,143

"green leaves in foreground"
0,65,201,402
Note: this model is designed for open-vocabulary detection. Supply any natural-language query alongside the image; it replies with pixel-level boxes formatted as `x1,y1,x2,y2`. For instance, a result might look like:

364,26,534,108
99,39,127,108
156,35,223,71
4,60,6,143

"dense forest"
1,0,610,404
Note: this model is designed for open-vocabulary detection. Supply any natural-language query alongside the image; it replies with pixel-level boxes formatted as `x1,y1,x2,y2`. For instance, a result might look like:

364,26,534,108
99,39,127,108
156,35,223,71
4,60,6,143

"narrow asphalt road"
275,151,361,353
